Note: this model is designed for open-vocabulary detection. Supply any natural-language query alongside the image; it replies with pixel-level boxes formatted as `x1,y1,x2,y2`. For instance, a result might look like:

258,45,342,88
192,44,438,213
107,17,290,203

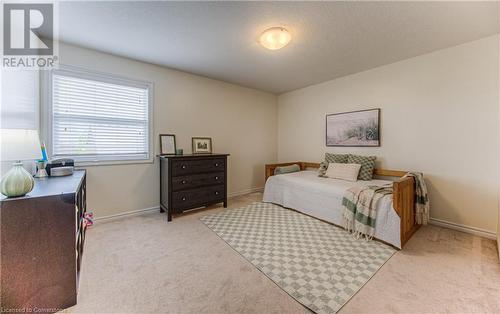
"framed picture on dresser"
159,134,176,155
192,137,213,154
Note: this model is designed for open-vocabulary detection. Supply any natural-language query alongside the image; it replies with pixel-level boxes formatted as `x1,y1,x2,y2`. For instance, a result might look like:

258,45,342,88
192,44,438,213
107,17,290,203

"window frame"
41,64,154,166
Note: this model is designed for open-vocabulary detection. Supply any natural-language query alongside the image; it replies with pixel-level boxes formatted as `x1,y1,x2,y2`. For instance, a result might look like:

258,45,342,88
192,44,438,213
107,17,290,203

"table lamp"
1,129,42,197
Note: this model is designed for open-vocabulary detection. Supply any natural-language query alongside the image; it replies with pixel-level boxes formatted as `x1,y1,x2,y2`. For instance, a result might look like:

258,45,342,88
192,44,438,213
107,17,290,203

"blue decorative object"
40,141,48,161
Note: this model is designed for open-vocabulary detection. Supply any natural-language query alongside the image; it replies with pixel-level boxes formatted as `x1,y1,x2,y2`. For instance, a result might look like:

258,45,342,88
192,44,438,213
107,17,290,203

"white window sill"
73,158,154,167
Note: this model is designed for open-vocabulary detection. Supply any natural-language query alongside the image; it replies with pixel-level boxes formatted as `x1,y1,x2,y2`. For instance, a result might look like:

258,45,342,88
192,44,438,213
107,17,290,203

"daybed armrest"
393,176,415,218
372,169,415,222
393,176,418,247
265,162,305,181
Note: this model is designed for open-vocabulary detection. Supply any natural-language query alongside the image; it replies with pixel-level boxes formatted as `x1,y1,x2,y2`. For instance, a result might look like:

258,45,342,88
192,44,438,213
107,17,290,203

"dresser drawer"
172,172,224,191
171,158,225,176
172,185,225,210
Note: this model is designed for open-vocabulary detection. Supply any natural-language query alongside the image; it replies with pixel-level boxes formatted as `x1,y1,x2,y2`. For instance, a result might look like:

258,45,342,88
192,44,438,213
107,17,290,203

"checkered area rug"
200,202,396,314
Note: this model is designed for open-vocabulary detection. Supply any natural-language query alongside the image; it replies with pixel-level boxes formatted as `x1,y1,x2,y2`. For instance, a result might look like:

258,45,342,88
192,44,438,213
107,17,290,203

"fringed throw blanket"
342,185,393,239
342,172,430,240
403,172,430,225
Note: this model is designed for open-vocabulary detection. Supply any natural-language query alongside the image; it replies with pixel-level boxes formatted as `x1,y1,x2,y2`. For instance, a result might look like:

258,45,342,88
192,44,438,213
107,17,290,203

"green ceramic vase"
0,163,35,197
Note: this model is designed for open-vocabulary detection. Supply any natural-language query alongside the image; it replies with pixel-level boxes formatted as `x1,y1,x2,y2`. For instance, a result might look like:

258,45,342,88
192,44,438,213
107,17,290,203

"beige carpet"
66,192,500,314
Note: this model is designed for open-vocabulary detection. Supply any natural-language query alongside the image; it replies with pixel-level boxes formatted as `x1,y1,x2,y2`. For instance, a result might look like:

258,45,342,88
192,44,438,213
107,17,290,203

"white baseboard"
228,187,264,198
95,206,159,222
94,188,264,222
429,218,497,240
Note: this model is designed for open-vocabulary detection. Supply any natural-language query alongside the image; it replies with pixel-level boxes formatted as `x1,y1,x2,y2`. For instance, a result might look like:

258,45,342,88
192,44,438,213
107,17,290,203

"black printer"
46,158,75,176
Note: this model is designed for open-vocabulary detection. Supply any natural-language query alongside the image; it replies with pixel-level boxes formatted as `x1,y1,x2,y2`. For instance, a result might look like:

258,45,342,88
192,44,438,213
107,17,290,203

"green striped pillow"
347,154,377,181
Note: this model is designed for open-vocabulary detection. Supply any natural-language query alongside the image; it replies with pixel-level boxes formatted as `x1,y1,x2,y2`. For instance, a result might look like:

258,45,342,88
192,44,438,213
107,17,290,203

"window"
44,66,153,164
1,69,39,130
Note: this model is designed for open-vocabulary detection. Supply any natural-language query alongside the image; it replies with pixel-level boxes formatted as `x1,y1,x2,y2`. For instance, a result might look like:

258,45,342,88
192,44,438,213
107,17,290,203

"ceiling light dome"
259,27,291,51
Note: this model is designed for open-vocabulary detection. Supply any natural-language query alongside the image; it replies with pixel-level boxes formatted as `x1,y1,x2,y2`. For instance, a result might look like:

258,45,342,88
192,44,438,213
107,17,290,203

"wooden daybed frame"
265,162,420,248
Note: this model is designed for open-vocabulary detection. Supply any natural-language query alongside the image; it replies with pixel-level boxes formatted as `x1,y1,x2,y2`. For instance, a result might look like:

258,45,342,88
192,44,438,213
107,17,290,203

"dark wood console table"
0,170,87,313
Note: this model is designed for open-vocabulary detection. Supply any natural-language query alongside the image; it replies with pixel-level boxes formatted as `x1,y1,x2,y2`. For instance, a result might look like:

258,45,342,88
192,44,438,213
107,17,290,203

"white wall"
55,43,277,218
497,35,500,259
278,35,499,234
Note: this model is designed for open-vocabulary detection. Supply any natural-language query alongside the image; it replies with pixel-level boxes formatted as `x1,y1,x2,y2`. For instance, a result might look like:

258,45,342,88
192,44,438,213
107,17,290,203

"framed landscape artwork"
326,109,380,147
192,137,213,154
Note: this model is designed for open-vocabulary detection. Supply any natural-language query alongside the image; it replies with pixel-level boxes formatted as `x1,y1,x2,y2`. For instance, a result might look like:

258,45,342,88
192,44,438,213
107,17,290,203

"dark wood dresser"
0,170,87,313
159,154,229,221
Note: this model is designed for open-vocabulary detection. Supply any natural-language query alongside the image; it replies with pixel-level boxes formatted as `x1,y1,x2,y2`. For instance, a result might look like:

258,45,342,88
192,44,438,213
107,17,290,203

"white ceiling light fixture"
259,27,291,51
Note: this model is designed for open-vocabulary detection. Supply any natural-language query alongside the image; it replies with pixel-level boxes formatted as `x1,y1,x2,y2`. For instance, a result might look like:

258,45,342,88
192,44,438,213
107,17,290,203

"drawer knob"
182,197,186,201
215,163,219,167
182,180,187,184
215,191,219,195
181,165,187,169
215,176,219,180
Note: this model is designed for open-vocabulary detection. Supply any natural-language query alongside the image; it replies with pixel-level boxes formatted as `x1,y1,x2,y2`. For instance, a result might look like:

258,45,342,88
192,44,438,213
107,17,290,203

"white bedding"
263,170,401,248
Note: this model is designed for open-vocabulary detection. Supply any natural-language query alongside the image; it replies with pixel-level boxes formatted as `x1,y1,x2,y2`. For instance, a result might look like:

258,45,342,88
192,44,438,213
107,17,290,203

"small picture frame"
192,137,212,154
159,134,176,155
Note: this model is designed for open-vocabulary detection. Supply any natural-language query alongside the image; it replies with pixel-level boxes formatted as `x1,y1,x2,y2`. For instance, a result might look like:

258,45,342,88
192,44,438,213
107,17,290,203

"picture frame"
192,137,213,154
326,108,380,147
159,134,176,155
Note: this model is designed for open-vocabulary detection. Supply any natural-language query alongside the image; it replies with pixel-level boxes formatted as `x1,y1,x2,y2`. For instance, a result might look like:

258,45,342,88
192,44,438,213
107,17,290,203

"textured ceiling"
56,1,500,94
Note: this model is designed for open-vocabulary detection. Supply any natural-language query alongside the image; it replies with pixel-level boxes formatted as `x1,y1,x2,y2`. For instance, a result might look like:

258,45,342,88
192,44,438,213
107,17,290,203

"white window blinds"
1,69,39,130
50,69,151,162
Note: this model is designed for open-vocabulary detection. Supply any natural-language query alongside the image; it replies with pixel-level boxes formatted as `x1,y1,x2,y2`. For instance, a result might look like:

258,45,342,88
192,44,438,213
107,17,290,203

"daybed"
263,162,419,249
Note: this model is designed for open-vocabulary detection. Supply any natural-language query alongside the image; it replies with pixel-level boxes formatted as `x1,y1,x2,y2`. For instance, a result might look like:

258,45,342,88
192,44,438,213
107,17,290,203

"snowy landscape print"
326,109,380,147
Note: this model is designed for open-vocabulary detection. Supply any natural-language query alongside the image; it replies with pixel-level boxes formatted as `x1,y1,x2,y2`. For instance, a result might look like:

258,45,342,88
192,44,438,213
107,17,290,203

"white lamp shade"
1,129,42,162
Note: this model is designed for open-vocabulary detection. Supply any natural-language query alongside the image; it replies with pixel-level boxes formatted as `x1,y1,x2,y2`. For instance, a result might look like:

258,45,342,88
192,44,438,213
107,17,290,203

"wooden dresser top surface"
158,153,229,159
0,169,86,202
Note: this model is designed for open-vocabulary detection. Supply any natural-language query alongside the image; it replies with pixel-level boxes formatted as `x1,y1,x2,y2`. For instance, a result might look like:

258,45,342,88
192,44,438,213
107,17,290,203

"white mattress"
263,170,401,248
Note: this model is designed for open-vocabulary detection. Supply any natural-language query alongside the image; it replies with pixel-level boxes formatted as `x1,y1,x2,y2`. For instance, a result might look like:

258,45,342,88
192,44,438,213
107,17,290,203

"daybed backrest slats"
374,169,407,177
266,162,408,179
